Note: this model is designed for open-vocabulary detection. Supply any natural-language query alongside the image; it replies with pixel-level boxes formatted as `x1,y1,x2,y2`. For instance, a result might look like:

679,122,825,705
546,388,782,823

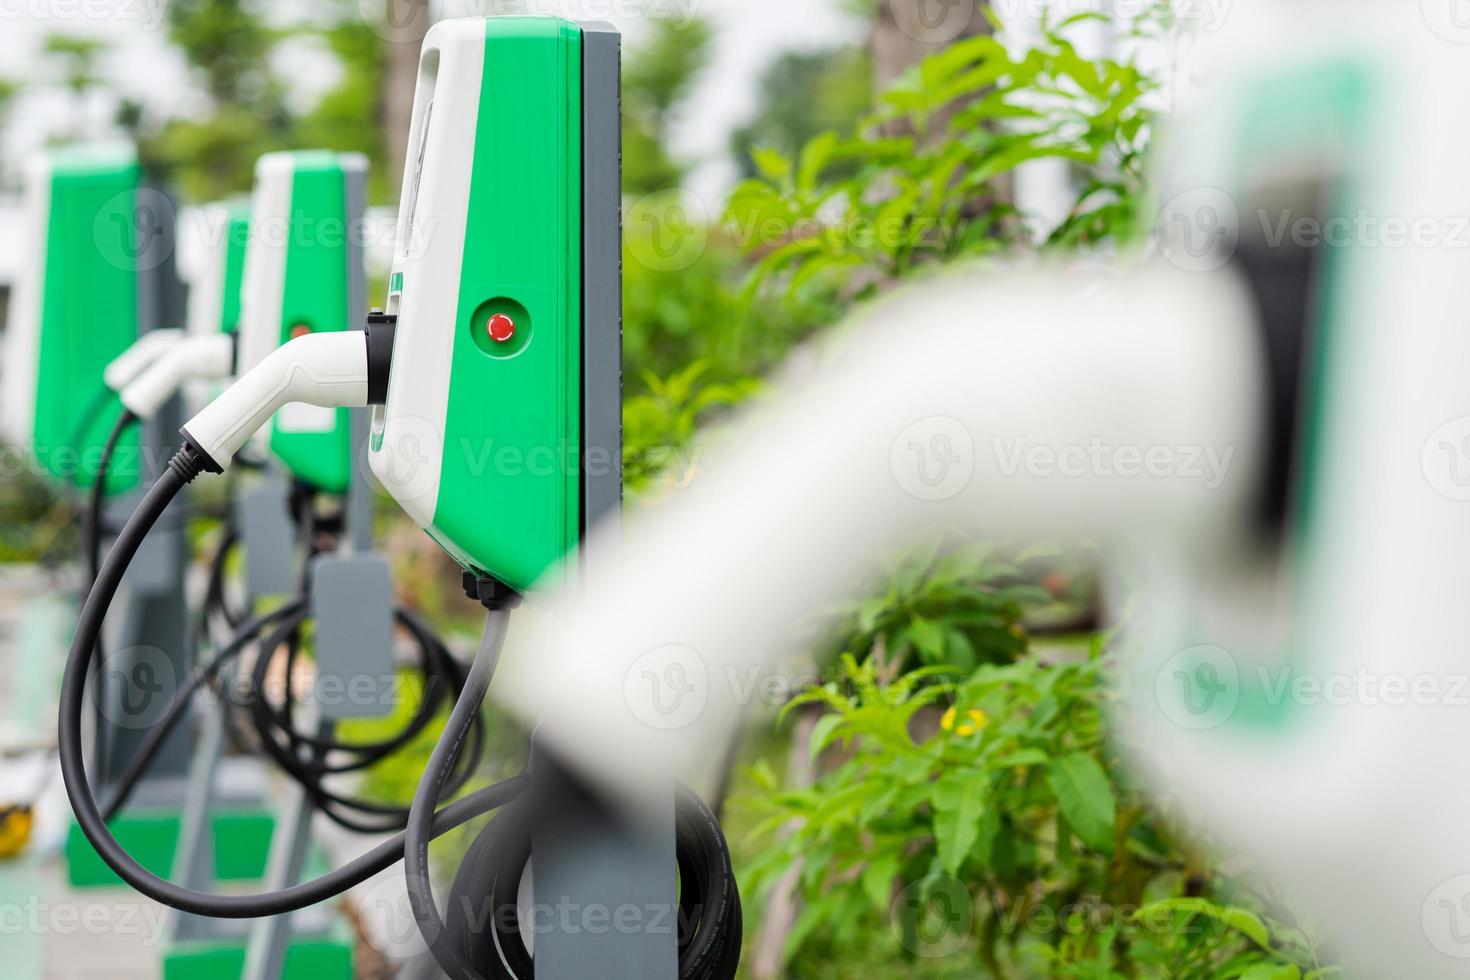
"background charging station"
159,149,384,980
0,145,206,885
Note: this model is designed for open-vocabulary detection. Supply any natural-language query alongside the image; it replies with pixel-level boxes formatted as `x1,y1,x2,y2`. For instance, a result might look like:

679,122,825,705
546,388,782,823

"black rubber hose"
58,451,527,918
404,608,512,980
98,601,306,821
86,410,137,587
443,784,743,980
239,605,483,833
83,409,137,777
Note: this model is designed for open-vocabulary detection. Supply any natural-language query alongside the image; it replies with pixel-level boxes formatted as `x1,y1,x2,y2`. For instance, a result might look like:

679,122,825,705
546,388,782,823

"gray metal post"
165,479,295,948
528,25,680,980
94,188,192,794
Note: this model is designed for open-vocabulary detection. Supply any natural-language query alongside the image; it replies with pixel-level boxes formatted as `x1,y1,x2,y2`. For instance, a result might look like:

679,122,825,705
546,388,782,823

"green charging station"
191,201,251,337
1,145,146,494
52,17,737,980
239,150,365,495
369,17,601,592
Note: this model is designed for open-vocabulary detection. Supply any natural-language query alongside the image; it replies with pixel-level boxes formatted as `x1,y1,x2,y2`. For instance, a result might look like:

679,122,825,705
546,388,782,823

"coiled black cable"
441,783,743,980
58,448,528,918
67,445,742,975
240,603,485,833
97,478,484,836
402,612,742,980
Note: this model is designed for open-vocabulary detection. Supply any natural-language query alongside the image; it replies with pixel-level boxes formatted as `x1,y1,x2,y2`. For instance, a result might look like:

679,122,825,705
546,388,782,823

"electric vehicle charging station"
0,144,201,884
25,6,1470,979
56,18,742,980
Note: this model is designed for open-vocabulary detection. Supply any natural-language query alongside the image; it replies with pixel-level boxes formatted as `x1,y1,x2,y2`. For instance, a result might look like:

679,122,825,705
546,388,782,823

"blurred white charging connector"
120,334,236,421
181,331,369,471
103,329,185,391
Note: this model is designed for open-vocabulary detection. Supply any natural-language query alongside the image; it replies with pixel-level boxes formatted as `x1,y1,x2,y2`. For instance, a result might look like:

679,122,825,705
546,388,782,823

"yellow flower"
941,706,988,737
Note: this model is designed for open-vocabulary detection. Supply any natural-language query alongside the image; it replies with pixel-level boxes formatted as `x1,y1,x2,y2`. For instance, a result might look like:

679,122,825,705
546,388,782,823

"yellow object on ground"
0,805,34,858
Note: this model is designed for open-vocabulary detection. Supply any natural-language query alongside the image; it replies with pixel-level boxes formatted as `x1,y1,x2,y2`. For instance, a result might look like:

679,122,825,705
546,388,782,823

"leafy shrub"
741,654,1335,979
725,13,1158,315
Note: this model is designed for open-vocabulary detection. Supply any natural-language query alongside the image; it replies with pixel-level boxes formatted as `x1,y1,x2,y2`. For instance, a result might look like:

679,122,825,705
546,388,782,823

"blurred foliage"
727,12,1157,313
740,653,1336,978
290,20,392,201
623,17,713,196
814,536,1043,674
143,0,291,198
0,457,75,564
729,46,873,181
139,0,388,201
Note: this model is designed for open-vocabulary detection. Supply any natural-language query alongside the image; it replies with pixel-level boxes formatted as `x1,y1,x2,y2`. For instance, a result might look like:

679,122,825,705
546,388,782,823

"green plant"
814,535,1046,673
725,12,1159,314
622,361,756,496
739,653,1335,978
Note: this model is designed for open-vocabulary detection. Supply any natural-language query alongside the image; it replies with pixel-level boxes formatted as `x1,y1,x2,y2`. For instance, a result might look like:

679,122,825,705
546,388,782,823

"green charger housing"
6,147,147,494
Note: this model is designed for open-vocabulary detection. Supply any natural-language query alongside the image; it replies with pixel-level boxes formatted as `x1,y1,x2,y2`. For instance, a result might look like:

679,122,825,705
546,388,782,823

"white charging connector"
103,329,185,391
181,331,369,471
120,333,236,421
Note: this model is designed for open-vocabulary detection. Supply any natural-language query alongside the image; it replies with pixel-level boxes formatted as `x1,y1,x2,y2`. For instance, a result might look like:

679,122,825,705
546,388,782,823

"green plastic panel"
162,936,352,980
268,155,353,494
220,203,250,332
64,809,274,887
426,17,583,591
33,148,142,495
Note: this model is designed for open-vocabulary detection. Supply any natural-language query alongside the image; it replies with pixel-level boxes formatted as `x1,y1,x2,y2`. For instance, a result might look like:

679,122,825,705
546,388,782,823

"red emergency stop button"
487,313,516,344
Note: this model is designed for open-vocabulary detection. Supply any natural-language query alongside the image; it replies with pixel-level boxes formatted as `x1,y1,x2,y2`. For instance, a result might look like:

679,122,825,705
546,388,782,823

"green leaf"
931,769,988,875
796,131,839,195
992,748,1048,769
1133,898,1273,950
1045,752,1116,853
908,615,948,664
1237,965,1301,980
861,851,900,910
751,145,792,183
809,712,845,762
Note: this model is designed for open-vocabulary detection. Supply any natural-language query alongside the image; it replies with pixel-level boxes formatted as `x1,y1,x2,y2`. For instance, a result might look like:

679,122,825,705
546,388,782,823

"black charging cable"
403,605,742,980
58,445,528,917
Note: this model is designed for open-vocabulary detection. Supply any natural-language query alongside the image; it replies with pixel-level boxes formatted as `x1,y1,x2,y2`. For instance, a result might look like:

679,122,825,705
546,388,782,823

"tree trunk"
871,0,991,92
383,0,431,194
